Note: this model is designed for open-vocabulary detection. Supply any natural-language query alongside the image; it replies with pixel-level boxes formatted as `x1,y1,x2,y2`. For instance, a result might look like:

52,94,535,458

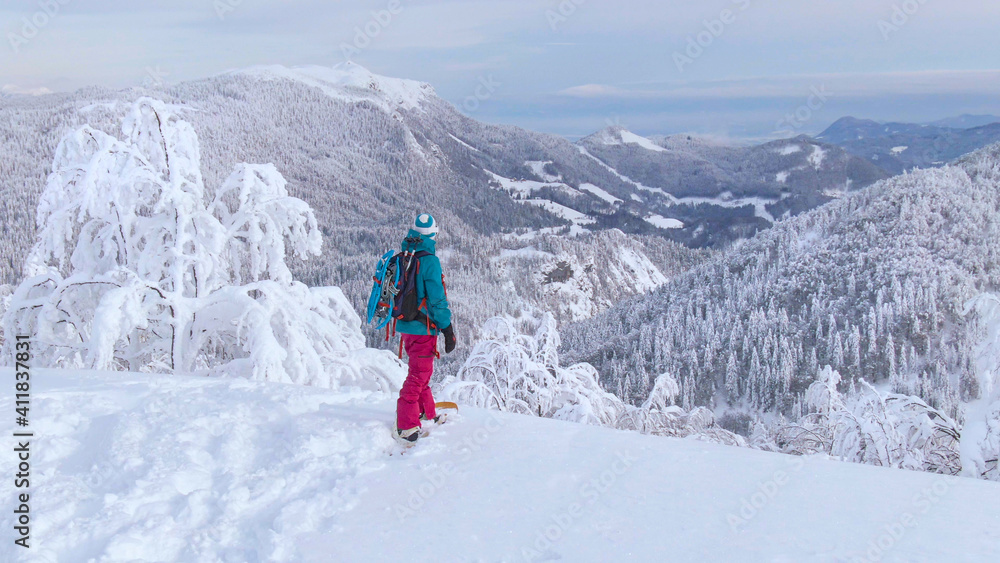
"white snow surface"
960,293,1000,479
596,129,666,152
808,144,828,169
777,144,802,156
486,170,576,200
674,194,778,224
485,170,596,235
526,250,666,321
892,146,910,155
233,63,434,112
524,199,595,226
449,134,480,152
525,160,561,182
612,247,668,291
578,183,622,204
4,368,999,562
618,130,667,152
645,214,685,230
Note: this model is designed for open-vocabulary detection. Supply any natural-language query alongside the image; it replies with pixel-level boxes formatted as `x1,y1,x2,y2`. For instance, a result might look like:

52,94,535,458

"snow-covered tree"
781,366,961,474
2,98,401,392
960,294,1000,480
441,314,625,426
443,315,744,445
561,146,1000,479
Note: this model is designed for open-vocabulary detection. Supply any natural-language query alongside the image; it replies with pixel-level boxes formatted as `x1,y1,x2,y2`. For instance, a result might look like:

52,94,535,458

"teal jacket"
395,230,452,336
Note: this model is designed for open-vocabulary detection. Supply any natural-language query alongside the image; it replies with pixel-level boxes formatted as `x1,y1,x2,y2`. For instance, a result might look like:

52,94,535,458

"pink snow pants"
396,334,438,430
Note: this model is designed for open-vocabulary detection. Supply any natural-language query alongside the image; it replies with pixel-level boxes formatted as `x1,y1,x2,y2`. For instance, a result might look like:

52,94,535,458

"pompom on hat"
413,213,439,237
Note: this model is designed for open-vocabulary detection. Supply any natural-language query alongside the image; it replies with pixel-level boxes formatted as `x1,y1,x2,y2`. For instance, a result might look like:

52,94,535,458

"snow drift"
2,367,998,562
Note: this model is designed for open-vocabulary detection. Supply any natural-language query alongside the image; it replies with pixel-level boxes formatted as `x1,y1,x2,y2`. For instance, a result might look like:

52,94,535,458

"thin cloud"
2,1,999,140
558,84,633,98
2,84,54,96
556,70,1000,101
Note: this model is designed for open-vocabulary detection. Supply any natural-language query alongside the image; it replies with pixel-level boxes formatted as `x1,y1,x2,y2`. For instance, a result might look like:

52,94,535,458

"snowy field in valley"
3,368,999,562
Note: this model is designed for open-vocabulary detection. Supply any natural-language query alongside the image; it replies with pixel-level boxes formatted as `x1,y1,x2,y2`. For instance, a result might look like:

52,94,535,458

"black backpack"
367,237,434,333
391,245,432,323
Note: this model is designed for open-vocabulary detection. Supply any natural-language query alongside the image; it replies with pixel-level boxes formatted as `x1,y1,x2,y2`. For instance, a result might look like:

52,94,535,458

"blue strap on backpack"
366,237,431,331
367,250,398,330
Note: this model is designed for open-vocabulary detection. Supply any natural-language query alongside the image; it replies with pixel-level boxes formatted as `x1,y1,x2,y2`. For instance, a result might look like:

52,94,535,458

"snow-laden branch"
2,97,402,393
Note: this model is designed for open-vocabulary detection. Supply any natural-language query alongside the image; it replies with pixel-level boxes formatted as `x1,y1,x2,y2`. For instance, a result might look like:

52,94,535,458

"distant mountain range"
929,114,1000,129
5,66,1000,466
817,115,1000,175
577,128,888,247
0,63,892,290
2,65,995,341
0,64,712,370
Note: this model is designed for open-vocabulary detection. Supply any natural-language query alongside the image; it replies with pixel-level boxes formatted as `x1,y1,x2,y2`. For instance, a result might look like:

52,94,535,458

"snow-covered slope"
3,368,998,562
577,128,889,247
593,126,666,152
0,64,689,290
233,63,434,112
489,230,689,324
0,67,704,378
564,143,1000,477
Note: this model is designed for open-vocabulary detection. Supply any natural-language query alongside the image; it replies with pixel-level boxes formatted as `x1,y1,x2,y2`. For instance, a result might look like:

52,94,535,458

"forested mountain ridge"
563,142,1000,436
817,115,1000,175
2,63,890,293
0,64,705,370
0,65,705,290
0,63,883,339
6,64,996,380
579,127,889,247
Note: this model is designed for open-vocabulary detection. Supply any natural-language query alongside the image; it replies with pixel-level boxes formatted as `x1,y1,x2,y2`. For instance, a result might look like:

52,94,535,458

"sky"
2,0,999,140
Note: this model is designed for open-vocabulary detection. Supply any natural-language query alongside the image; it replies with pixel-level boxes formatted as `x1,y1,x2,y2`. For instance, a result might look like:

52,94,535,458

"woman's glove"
442,324,457,354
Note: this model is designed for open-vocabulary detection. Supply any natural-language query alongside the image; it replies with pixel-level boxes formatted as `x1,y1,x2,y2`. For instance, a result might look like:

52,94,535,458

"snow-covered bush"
779,366,961,474
443,314,744,444
0,284,12,350
833,384,960,473
2,98,401,392
441,314,625,426
614,373,745,446
960,294,1000,480
974,402,1000,480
